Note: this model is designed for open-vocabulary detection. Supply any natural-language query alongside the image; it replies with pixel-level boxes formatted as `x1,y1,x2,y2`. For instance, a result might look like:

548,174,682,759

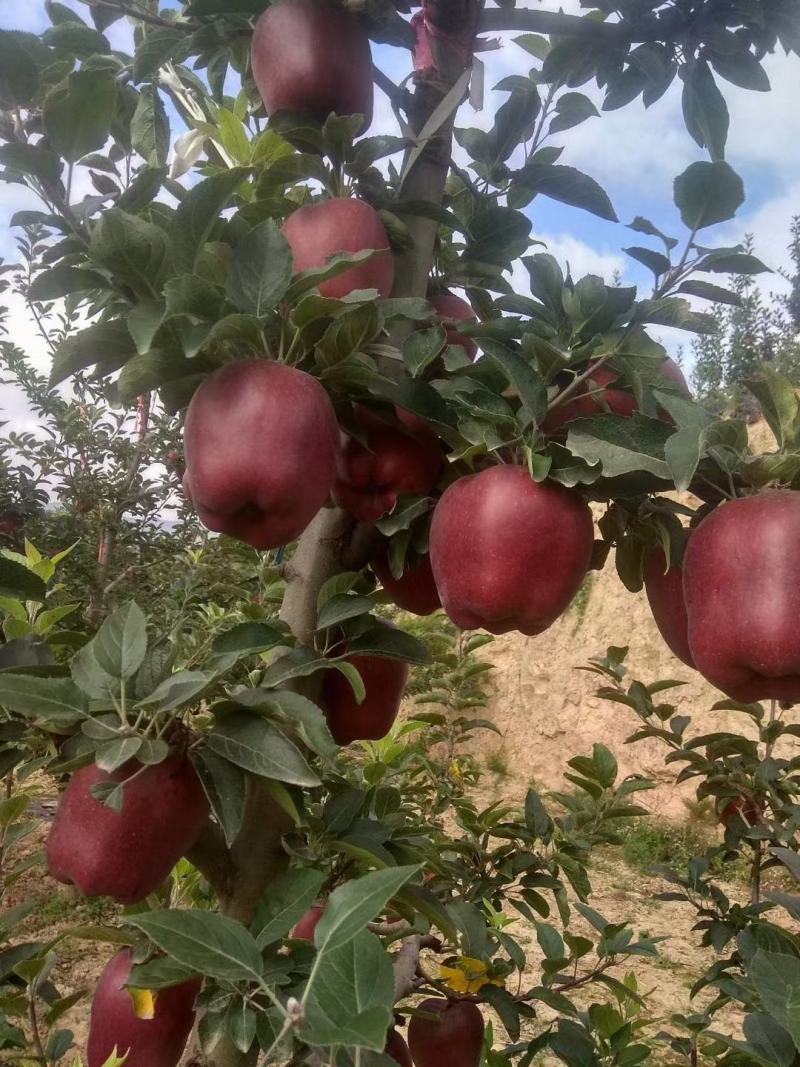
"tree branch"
394,935,423,1002
80,0,178,29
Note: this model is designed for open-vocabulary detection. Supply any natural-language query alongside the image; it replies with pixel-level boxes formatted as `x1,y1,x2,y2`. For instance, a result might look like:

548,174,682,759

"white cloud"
533,232,626,281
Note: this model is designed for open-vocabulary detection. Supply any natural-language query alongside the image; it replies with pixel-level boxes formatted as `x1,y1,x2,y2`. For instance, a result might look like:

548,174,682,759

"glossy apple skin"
372,550,441,616
644,548,695,668
282,198,394,300
683,491,800,702
333,407,443,524
408,998,484,1067
543,359,688,433
46,757,209,904
183,362,338,551
251,0,373,130
292,903,326,941
432,293,477,359
430,466,594,636
88,949,201,1067
322,653,409,744
386,1028,413,1067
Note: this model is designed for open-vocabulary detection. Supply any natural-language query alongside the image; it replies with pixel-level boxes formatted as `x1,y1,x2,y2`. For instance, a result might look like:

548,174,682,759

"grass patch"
621,819,711,872
486,751,509,779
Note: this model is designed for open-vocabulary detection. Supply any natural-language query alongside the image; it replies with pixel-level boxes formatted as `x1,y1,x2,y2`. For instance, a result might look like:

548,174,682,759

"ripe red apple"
87,949,201,1067
408,999,484,1067
718,795,763,829
333,406,443,524
431,293,477,359
644,547,694,668
282,198,394,300
46,756,209,904
429,465,594,636
543,358,688,433
183,361,339,551
251,0,373,130
321,652,409,744
386,1028,413,1067
372,549,441,616
293,902,326,941
683,491,800,702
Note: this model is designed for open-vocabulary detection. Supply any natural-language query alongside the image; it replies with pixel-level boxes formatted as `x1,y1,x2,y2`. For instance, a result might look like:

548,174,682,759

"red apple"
408,999,484,1067
431,293,477,359
333,406,443,524
183,361,339,551
718,795,763,828
429,465,594,636
88,949,201,1067
543,358,688,433
293,903,326,941
251,0,373,130
683,491,800,702
372,549,441,616
644,547,694,668
322,652,409,744
386,1028,413,1067
46,756,209,904
282,198,394,300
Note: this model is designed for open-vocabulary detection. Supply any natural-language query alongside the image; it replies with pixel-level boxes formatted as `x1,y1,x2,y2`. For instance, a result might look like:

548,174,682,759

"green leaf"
118,164,167,213
749,949,800,1039
482,340,547,426
346,623,431,666
743,368,800,451
314,866,420,954
211,623,285,662
28,266,109,302
206,712,320,787
132,28,184,82
681,60,729,161
171,168,250,272
566,413,672,479
657,392,717,491
43,21,109,57
549,92,598,134
675,279,743,306
0,559,46,602
43,69,116,162
50,321,135,386
402,326,446,378
317,595,375,631
700,252,770,275
137,670,213,712
217,107,251,163
0,143,61,186
301,929,394,1051
131,86,170,167
89,208,167,297
0,31,43,107
0,675,87,728
127,910,262,984
673,161,744,230
709,50,770,92
93,602,147,681
742,1014,796,1067
228,220,293,316
164,274,224,320
252,868,327,948
623,246,670,276
234,688,338,760
514,163,617,222
194,748,246,847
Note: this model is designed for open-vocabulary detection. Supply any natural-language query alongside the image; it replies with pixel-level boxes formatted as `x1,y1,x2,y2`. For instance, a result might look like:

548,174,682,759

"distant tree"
692,222,800,412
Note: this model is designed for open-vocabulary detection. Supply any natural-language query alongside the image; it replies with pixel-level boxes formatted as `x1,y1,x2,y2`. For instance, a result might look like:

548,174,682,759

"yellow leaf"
439,965,470,993
128,987,156,1020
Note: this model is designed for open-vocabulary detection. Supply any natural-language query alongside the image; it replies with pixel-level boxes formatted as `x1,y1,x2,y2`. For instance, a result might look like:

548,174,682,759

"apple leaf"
193,748,247,847
313,865,420,955
252,868,327,949
0,675,87,729
206,712,320,787
566,414,672,480
673,161,744,230
346,622,431,665
128,909,263,984
0,559,46,603
228,220,293,317
301,929,394,1050
93,602,147,681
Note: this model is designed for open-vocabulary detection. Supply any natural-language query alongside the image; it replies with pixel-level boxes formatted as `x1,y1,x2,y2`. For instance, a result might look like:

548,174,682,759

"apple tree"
0,0,800,1065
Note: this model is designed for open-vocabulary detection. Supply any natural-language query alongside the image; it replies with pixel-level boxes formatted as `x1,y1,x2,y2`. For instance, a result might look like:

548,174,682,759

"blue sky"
1,0,799,388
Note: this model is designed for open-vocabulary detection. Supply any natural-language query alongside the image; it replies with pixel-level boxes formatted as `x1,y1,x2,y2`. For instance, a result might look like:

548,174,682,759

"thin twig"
546,354,613,413
80,0,177,29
